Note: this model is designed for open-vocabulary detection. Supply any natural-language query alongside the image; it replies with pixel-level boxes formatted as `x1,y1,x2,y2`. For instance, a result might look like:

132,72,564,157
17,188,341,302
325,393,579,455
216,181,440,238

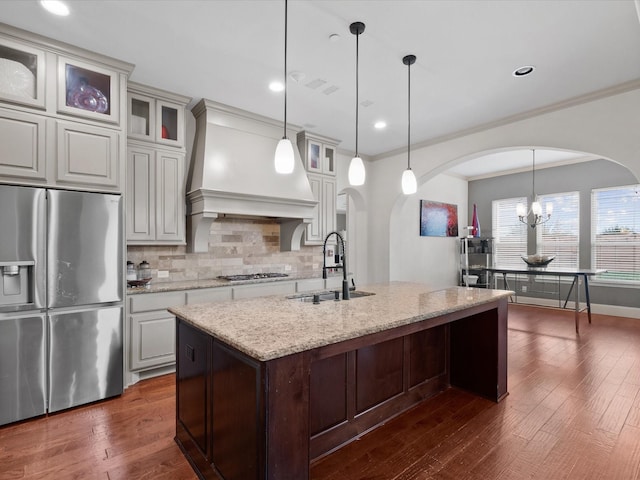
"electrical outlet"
284,265,292,271
521,285,527,293
157,270,169,278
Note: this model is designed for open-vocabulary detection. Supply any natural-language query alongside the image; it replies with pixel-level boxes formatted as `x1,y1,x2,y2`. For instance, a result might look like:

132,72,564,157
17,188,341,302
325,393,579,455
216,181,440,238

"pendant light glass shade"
349,156,366,186
275,137,295,174
349,22,366,186
401,168,417,195
402,54,417,195
274,0,294,174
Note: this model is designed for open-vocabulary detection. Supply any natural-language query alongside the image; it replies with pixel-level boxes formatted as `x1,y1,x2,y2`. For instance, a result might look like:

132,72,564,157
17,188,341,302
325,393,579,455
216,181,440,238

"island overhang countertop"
168,281,512,361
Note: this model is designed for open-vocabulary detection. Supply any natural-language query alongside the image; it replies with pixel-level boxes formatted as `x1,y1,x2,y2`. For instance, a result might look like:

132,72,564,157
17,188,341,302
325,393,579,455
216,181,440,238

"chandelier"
516,149,553,228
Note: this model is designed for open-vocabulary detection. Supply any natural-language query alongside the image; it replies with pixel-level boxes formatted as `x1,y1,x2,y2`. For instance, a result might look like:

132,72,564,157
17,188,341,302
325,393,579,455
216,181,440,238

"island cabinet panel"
450,300,508,401
355,338,404,413
176,320,212,469
309,353,348,436
408,326,447,388
308,326,450,461
211,341,261,480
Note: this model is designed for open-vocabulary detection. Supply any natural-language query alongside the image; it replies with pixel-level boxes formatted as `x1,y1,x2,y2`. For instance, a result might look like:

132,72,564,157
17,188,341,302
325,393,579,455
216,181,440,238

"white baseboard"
124,363,176,389
509,295,640,319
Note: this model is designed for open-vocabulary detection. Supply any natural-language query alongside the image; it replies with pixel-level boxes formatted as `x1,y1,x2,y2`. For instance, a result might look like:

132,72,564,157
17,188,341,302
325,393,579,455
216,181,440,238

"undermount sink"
287,290,375,303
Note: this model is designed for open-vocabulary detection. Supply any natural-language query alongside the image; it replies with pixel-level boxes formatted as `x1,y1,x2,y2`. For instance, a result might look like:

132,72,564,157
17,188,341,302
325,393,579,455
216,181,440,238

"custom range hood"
187,99,317,253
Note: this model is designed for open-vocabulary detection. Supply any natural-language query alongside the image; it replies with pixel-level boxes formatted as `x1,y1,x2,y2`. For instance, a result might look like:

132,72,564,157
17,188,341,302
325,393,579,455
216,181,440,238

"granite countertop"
169,282,512,362
126,273,327,295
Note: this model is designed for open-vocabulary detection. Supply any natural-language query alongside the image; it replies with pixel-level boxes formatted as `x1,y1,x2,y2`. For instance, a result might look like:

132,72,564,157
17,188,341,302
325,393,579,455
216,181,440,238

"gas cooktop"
217,273,289,282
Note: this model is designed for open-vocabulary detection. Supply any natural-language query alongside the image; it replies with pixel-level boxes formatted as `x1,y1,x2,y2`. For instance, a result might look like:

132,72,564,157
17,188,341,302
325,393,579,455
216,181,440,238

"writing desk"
485,266,604,334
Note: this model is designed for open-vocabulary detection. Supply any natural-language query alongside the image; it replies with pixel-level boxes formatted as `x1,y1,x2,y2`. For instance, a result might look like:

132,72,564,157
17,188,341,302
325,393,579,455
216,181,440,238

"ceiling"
2,0,640,172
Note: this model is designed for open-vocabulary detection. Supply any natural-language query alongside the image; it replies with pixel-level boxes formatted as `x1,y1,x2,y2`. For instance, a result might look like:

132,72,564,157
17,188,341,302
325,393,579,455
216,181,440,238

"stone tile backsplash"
127,217,324,283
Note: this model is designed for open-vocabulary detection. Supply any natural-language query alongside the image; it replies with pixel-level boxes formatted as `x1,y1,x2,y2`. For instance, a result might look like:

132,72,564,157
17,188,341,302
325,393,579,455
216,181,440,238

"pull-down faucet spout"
322,231,349,300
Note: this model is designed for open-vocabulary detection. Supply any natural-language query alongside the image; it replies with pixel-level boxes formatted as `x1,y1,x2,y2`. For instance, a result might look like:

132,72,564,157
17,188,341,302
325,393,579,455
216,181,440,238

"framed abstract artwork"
420,200,459,237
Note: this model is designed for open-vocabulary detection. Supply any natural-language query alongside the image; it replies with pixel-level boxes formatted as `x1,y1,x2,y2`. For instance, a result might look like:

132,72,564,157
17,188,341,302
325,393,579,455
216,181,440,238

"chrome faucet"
322,231,350,300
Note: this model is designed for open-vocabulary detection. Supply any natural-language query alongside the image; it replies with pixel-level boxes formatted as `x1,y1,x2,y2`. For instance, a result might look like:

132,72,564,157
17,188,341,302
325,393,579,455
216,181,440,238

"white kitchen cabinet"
126,145,186,244
186,287,233,304
232,281,296,300
56,120,119,189
128,290,185,374
0,37,46,109
56,55,121,125
296,278,325,293
0,24,132,192
126,82,190,245
0,108,47,182
304,173,337,245
130,310,177,370
127,82,187,148
297,130,338,176
297,131,339,245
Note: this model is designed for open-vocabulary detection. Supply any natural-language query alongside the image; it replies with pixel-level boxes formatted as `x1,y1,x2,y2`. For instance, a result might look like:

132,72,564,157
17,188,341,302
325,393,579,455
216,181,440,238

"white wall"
390,173,468,287
335,150,370,285
365,86,640,284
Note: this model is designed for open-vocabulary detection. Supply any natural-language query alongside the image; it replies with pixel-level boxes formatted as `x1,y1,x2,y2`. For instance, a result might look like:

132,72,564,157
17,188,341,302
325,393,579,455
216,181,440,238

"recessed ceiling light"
374,121,387,130
513,65,535,77
269,81,284,92
40,0,70,16
329,34,341,42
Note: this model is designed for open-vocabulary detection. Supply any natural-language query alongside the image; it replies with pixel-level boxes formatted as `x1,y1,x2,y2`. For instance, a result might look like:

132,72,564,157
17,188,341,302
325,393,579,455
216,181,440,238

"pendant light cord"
532,148,536,199
283,0,288,138
407,60,411,169
355,29,359,157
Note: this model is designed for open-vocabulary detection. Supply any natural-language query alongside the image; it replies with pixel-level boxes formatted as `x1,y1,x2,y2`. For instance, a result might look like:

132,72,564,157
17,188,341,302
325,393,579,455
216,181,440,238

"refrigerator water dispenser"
0,262,34,306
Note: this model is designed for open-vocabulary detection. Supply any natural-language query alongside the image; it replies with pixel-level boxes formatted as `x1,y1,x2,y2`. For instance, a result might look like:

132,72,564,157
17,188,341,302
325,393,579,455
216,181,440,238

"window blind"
492,197,528,267
536,191,579,269
591,185,640,282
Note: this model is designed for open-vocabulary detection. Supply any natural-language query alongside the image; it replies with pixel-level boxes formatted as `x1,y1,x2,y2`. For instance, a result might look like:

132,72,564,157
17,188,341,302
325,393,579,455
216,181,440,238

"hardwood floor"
1,304,640,479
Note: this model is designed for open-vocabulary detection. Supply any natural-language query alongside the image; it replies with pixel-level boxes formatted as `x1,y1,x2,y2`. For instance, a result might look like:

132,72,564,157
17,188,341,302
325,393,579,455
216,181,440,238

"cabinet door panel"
57,56,120,124
156,100,185,147
130,311,176,370
56,120,119,188
305,174,322,244
323,178,336,237
155,151,185,242
0,38,46,109
322,144,336,176
126,146,155,240
0,109,46,181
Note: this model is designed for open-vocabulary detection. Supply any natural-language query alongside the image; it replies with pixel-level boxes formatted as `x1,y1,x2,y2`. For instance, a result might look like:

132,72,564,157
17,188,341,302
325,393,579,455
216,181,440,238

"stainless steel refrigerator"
0,185,123,426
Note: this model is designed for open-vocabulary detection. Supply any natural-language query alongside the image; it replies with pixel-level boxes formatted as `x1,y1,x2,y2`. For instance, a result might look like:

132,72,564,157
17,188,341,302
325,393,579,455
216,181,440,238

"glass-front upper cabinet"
323,144,336,175
128,92,155,140
57,56,120,124
128,85,184,147
156,100,184,146
0,38,46,108
297,131,339,177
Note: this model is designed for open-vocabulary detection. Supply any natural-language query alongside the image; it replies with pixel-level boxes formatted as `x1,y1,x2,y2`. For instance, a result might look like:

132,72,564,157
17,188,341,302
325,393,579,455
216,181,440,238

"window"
591,185,640,283
536,192,579,269
492,197,528,267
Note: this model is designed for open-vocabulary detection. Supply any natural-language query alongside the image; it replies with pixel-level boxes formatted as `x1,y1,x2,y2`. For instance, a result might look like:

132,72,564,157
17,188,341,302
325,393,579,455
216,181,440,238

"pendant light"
516,149,553,228
348,22,366,186
401,54,417,195
274,0,295,174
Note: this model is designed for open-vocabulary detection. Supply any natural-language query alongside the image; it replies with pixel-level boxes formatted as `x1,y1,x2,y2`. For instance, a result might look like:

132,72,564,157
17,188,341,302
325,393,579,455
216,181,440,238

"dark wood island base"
173,288,508,480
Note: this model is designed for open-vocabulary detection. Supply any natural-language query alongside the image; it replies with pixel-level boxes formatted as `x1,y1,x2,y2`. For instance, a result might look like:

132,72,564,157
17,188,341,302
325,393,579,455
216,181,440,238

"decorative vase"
471,203,481,237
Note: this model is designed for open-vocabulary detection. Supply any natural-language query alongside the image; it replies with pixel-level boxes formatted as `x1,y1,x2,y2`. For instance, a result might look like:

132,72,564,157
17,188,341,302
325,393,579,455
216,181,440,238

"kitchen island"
169,282,511,480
